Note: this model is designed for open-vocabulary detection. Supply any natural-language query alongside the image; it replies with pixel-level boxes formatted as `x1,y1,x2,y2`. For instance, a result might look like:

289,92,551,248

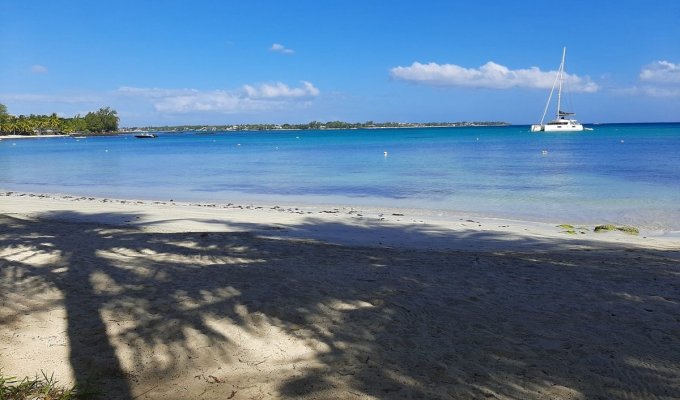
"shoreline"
2,190,678,251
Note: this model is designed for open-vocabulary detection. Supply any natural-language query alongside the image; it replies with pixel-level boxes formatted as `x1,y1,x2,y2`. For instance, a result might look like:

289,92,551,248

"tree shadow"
1,212,679,399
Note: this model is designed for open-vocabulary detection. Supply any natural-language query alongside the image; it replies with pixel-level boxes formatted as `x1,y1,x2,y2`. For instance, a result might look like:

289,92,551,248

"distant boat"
531,47,585,133
135,133,158,139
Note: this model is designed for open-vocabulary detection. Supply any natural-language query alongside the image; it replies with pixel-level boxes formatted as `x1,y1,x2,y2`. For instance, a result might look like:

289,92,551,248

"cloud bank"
615,60,680,98
390,61,599,93
118,81,319,113
639,61,680,84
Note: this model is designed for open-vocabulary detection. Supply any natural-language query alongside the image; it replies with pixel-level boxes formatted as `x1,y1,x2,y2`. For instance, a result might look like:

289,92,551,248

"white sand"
1,192,679,399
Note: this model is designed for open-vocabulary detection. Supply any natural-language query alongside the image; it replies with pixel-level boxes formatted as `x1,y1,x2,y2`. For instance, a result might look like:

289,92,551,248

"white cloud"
117,81,320,113
639,61,680,84
269,43,294,54
390,61,599,93
614,60,680,98
30,65,48,74
243,81,319,98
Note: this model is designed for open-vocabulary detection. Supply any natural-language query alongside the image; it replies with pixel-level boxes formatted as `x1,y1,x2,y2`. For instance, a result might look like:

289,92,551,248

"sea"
1,123,679,232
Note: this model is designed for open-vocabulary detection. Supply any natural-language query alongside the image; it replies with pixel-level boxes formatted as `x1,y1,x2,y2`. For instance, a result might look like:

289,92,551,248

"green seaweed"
594,224,639,235
594,224,617,232
616,226,639,235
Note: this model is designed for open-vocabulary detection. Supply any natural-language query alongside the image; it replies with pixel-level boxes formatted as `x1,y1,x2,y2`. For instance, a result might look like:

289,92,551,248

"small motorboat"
135,133,158,139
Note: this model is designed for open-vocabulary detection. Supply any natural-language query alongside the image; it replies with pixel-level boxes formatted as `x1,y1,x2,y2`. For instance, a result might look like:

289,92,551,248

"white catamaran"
531,47,584,132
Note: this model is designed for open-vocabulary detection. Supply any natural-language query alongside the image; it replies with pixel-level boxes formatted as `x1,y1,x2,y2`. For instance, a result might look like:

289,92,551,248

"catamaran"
531,47,584,132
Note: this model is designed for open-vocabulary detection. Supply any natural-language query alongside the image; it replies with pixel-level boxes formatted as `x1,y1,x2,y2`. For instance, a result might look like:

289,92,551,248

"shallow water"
1,124,679,230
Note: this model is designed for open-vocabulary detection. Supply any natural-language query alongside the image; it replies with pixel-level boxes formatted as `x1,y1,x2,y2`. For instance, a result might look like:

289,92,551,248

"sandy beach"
1,191,679,399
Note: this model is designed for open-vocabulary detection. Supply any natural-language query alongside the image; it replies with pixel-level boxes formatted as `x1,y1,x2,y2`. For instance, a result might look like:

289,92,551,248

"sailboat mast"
556,47,566,118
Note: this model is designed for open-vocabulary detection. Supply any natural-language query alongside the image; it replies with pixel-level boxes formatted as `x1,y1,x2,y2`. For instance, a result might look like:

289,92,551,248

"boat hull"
531,122,584,132
544,123,583,132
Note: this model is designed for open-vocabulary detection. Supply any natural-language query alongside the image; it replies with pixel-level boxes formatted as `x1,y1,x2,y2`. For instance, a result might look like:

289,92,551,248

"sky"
1,0,679,126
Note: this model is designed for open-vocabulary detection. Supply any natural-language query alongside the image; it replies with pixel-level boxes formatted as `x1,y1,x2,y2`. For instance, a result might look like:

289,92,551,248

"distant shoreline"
1,123,509,139
3,121,680,139
119,121,511,134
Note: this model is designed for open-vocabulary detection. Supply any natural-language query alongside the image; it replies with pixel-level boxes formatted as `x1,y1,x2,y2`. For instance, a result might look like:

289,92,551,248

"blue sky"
1,1,679,126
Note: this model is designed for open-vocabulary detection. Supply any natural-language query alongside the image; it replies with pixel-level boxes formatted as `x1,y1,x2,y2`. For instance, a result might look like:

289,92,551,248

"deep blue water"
1,124,679,230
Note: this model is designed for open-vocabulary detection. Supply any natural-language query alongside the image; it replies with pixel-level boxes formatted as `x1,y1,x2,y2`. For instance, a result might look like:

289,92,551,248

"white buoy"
384,151,388,157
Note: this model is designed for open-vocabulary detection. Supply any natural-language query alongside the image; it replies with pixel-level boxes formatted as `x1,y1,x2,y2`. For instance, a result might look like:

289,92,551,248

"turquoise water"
1,124,679,230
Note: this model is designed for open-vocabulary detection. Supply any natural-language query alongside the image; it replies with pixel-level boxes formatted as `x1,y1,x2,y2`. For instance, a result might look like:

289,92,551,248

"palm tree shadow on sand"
1,211,679,399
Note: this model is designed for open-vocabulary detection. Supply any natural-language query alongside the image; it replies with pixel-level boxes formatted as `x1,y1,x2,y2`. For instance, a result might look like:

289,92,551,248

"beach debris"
194,374,224,384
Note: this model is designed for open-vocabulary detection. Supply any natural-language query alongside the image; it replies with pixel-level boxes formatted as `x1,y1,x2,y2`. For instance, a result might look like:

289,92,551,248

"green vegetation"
594,224,639,235
0,370,96,400
0,103,118,135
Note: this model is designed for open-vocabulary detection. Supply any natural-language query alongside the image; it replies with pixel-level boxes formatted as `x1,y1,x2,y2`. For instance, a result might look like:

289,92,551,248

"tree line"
0,104,119,135
130,120,510,132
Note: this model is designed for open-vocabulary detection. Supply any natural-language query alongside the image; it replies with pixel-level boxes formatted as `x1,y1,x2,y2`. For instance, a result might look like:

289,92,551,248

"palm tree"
49,113,61,133
0,118,16,135
16,116,32,135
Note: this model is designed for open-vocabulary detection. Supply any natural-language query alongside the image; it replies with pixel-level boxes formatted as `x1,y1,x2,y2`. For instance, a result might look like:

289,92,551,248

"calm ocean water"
1,124,679,231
